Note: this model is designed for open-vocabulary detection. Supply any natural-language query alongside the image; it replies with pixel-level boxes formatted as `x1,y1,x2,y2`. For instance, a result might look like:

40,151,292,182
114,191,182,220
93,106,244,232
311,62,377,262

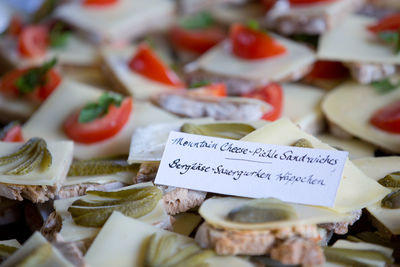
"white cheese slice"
353,156,400,235
322,82,400,153
318,15,400,65
282,83,325,135
211,3,265,25
0,34,98,68
1,232,73,267
200,197,354,230
241,118,390,213
173,213,202,236
0,141,73,186
63,172,134,186
85,212,254,267
55,0,174,43
22,79,178,159
101,46,180,99
54,182,169,242
196,35,315,82
317,134,376,160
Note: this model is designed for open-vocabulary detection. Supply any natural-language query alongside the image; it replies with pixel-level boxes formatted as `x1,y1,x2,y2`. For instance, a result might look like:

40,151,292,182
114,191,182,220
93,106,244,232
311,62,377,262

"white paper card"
155,132,348,207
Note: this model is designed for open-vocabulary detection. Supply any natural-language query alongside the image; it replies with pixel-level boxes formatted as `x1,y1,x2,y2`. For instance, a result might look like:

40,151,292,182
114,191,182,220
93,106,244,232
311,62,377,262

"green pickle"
227,198,297,223
378,172,400,188
145,233,214,267
323,247,392,266
381,190,400,209
69,186,162,227
15,243,53,267
0,138,52,175
291,138,313,148
0,244,17,258
180,123,255,140
67,159,139,176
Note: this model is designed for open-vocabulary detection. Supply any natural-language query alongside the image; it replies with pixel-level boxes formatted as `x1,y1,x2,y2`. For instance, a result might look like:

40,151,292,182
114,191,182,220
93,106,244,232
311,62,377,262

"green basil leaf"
78,92,124,123
378,31,400,54
15,58,57,94
246,20,260,31
371,78,400,94
179,12,214,30
189,80,211,89
49,23,70,48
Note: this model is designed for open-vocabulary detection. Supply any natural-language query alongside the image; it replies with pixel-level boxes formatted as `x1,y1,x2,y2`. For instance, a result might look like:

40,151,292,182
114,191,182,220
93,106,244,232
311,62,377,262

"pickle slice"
5,141,44,175
291,138,313,148
67,159,139,176
324,247,392,266
174,250,215,267
227,198,297,223
69,187,162,227
378,172,400,188
15,243,52,267
0,138,40,166
181,123,255,140
381,190,400,209
0,244,17,258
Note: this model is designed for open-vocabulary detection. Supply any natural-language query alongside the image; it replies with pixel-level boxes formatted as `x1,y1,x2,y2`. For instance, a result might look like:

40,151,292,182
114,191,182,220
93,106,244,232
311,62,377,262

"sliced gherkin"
378,172,400,188
0,138,40,166
145,233,214,267
324,247,392,266
15,243,53,267
67,159,139,176
381,190,400,209
0,244,17,258
5,141,44,175
291,138,313,148
85,186,153,198
69,187,162,227
40,146,52,172
181,123,255,140
227,198,297,223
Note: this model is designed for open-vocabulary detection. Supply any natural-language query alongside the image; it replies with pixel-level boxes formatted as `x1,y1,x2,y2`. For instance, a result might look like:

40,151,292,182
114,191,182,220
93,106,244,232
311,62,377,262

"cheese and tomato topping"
22,79,178,159
241,118,390,213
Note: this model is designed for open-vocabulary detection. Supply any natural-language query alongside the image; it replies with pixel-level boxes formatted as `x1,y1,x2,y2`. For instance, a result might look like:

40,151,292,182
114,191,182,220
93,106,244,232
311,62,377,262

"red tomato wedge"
307,60,349,80
242,83,283,121
289,0,335,5
83,0,118,6
170,26,225,54
189,83,227,97
230,23,286,60
128,44,185,87
18,25,49,58
370,101,400,134
261,0,278,11
0,68,61,101
63,97,133,144
367,14,400,34
1,125,24,142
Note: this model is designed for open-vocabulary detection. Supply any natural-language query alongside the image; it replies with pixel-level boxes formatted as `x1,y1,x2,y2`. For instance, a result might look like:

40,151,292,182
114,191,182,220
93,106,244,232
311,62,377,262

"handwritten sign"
155,132,348,207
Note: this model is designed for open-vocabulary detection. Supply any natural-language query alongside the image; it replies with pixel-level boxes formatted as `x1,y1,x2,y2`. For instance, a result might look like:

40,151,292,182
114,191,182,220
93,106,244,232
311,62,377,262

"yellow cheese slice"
173,213,202,236
211,3,265,25
54,182,169,242
85,212,254,267
55,0,174,43
325,240,393,267
199,197,353,230
318,15,400,64
282,83,325,135
353,157,400,235
1,232,73,267
322,82,400,153
101,46,179,99
317,134,376,160
241,118,390,212
196,35,315,82
0,239,20,248
22,79,178,159
0,141,73,186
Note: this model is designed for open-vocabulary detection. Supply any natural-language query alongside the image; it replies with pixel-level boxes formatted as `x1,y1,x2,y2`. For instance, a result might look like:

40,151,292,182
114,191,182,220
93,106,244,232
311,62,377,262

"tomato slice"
63,97,133,144
18,25,49,58
370,100,400,134
307,60,349,80
128,44,185,87
261,0,278,11
170,26,225,54
83,0,118,6
230,23,286,60
242,83,283,121
189,83,227,97
367,14,400,34
289,0,335,5
1,125,24,142
0,68,61,101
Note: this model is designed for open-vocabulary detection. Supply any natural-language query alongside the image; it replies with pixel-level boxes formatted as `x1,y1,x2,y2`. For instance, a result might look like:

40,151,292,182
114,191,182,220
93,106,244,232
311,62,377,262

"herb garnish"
179,12,214,30
246,20,260,31
78,92,123,123
15,58,57,94
378,31,400,54
189,80,211,89
49,23,70,48
371,78,400,94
